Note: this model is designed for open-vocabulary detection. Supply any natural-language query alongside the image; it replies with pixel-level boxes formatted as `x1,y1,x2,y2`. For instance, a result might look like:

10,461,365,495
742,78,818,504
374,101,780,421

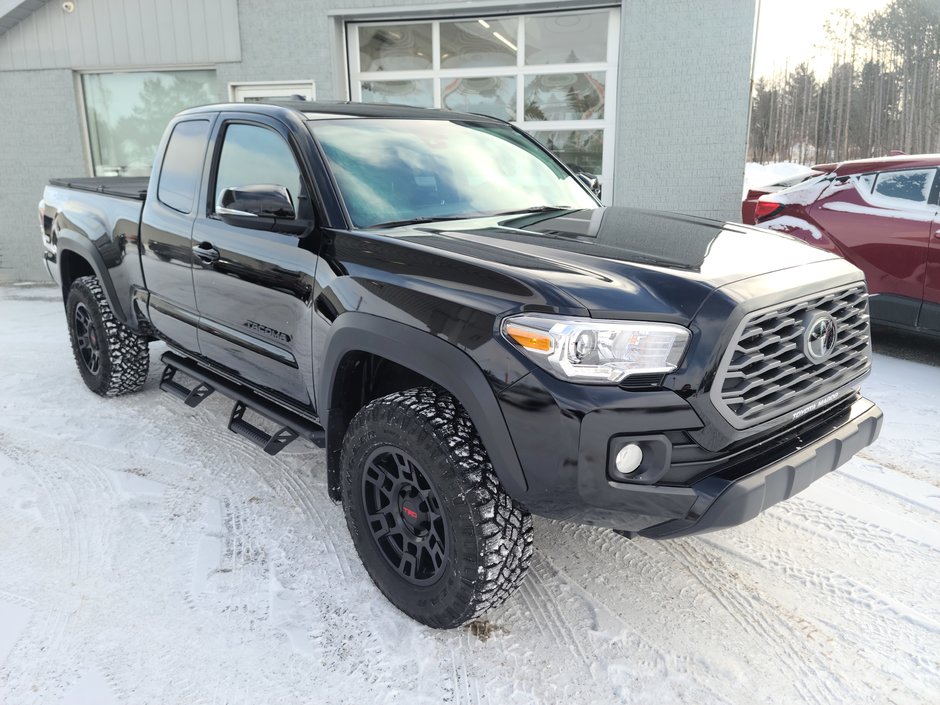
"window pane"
530,129,604,175
524,72,605,121
157,120,211,214
82,70,216,177
358,24,432,72
442,76,516,120
524,11,608,65
856,173,875,193
440,18,518,68
360,80,434,107
873,169,935,203
311,119,597,228
215,124,303,213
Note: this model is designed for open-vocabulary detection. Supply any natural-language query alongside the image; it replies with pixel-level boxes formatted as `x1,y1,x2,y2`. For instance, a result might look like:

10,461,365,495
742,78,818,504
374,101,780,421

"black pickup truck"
40,101,883,628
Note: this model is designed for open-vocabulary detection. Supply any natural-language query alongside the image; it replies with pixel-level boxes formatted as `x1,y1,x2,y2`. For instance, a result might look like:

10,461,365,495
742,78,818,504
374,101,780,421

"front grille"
711,283,871,428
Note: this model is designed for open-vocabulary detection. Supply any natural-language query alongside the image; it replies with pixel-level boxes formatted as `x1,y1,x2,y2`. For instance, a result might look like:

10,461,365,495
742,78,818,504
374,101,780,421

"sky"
753,0,893,80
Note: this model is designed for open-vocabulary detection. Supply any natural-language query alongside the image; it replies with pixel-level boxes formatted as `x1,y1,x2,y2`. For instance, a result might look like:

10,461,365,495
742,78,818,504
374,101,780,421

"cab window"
157,119,211,214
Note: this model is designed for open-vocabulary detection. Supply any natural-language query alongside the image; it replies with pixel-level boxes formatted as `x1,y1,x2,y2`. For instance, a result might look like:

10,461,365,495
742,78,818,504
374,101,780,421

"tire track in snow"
779,495,940,553
533,545,734,705
537,518,842,704
658,537,848,705
0,436,131,705
143,389,357,581
515,552,594,667
237,444,354,580
757,497,939,618
701,523,940,700
447,642,482,705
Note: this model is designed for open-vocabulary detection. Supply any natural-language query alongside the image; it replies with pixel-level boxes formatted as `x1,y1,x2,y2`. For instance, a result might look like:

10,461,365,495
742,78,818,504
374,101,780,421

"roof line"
0,0,49,38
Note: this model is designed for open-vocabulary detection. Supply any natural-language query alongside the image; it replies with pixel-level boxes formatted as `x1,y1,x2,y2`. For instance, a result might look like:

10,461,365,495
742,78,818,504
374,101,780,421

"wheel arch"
56,232,131,325
319,312,528,502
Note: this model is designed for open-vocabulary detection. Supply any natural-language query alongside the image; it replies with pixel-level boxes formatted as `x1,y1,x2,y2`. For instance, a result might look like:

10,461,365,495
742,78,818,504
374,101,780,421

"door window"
214,123,304,215
872,169,936,206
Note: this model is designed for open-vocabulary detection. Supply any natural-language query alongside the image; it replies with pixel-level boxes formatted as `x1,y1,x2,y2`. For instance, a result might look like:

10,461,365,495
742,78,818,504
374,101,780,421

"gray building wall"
615,0,756,218
0,0,756,283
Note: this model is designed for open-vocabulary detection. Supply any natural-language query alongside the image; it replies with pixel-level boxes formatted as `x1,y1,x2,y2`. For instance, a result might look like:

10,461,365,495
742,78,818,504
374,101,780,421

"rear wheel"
66,276,150,396
341,387,533,628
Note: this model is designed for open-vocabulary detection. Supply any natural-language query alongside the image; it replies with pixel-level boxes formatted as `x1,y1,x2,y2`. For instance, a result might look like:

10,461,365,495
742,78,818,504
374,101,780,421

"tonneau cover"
49,176,149,201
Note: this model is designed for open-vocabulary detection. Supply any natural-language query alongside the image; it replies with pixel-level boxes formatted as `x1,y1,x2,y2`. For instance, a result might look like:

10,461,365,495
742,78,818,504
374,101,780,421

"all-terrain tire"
341,386,533,628
66,275,150,396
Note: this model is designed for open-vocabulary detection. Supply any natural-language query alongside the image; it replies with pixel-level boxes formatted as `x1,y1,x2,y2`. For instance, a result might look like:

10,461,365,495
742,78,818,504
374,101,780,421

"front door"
191,114,319,407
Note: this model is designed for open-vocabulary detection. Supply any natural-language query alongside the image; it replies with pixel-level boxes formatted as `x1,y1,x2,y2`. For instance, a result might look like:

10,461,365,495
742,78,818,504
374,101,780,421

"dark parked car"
39,102,882,628
751,154,940,336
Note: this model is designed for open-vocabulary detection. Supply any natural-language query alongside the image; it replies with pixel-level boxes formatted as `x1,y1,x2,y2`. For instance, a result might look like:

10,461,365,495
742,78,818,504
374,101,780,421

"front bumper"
497,369,882,537
638,397,882,538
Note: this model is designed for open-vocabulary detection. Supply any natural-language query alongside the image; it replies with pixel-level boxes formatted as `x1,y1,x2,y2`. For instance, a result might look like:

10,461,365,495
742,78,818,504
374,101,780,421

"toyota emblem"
802,312,838,364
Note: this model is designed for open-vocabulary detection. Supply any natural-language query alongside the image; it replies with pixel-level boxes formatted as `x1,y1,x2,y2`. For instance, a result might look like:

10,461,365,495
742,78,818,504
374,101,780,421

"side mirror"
217,184,296,219
577,172,602,199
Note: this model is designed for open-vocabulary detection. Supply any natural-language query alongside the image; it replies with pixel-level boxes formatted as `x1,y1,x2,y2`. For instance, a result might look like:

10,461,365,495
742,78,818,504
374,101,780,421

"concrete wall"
613,0,756,220
0,0,756,283
0,69,86,282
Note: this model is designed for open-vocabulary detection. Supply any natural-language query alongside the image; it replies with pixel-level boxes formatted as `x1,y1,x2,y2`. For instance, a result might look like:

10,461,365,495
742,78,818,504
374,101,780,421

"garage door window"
347,9,619,201
81,69,217,177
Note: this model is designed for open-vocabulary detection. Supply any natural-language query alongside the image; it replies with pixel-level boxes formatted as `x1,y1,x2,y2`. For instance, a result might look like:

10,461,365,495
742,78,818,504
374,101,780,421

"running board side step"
160,365,216,407
160,351,325,454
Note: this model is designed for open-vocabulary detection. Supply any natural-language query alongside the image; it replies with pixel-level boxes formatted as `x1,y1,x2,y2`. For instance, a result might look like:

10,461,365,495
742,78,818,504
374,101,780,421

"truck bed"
48,176,149,201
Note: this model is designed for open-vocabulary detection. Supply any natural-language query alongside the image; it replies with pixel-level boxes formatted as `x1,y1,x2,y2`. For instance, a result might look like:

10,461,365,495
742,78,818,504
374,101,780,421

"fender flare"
55,231,132,325
319,312,528,499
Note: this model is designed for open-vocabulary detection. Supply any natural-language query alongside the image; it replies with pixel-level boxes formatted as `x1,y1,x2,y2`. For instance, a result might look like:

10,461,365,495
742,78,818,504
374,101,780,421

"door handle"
192,243,220,264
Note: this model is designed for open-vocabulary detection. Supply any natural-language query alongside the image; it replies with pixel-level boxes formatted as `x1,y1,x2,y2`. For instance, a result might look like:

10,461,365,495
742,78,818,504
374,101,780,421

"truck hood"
388,207,840,323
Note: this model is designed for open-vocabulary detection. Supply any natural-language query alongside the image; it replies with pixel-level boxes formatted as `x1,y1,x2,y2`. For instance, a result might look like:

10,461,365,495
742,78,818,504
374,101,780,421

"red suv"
748,154,940,336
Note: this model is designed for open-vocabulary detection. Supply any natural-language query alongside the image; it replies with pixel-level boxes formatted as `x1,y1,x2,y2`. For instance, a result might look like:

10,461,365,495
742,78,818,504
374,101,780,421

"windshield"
308,118,598,228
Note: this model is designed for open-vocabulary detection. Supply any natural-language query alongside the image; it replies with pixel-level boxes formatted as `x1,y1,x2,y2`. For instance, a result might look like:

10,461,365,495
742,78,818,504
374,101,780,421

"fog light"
615,443,644,475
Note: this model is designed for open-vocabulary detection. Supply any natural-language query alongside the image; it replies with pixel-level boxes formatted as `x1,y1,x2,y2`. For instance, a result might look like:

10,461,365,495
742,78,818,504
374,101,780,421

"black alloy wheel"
341,387,533,629
65,276,150,396
361,446,449,586
73,302,102,375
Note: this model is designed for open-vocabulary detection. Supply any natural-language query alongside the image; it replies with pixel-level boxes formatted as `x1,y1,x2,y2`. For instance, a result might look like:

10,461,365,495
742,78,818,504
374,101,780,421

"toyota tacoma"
39,101,883,628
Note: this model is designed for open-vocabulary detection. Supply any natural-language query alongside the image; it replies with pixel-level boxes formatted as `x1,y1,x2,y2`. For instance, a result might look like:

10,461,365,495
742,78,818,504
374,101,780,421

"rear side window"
872,168,935,204
157,119,211,214
214,123,303,214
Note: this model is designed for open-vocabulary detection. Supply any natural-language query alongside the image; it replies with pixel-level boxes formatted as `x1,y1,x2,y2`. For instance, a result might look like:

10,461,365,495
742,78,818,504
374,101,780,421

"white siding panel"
0,0,241,70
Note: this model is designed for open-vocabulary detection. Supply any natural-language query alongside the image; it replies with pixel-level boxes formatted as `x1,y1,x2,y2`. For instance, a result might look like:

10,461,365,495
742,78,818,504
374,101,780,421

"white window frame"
345,8,619,203
229,80,317,102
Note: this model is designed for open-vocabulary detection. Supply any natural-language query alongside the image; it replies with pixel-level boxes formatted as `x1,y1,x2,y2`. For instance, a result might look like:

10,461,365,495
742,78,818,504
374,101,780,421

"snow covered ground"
1,284,938,705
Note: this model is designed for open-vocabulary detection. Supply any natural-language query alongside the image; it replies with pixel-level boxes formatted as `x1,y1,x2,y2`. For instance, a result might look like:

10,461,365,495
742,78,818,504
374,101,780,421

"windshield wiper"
366,215,475,229
487,205,576,217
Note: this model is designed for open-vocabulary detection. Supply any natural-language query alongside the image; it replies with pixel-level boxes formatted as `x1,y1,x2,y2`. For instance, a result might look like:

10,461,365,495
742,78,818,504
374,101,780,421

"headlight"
501,314,690,384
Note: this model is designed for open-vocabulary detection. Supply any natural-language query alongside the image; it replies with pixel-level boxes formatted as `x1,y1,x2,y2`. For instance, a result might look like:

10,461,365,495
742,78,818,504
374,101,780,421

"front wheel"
66,276,150,396
340,387,533,628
